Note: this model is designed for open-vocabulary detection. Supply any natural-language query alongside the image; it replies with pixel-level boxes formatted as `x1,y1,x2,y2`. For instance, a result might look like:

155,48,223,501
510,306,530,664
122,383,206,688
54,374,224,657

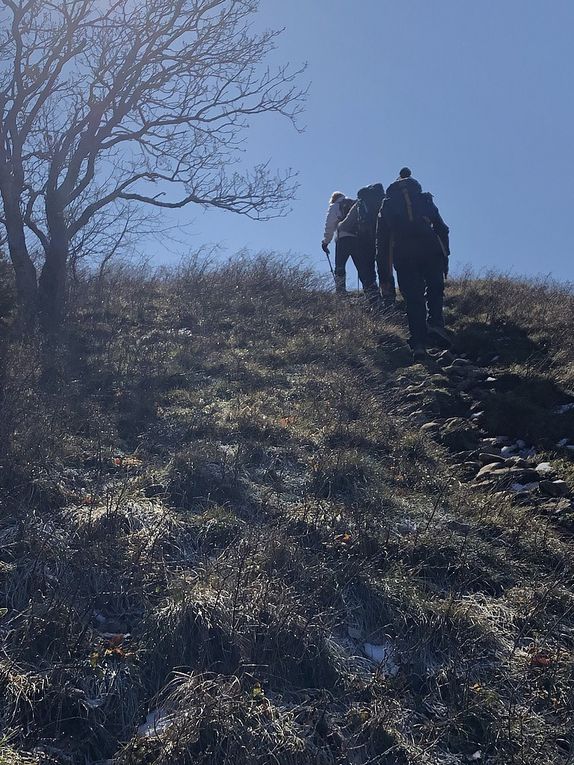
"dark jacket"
376,177,450,283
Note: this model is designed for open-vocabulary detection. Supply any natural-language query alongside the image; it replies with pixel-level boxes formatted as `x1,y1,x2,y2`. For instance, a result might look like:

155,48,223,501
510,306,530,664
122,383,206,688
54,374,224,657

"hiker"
333,184,390,309
321,191,356,295
376,168,450,361
351,183,388,309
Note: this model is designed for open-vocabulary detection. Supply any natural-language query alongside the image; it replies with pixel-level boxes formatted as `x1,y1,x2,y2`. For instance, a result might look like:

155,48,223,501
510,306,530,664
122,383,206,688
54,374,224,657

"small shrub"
167,446,248,511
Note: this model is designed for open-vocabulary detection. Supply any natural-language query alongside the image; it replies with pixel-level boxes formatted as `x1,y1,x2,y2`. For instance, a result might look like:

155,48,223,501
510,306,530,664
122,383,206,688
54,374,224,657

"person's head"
387,169,421,195
329,191,345,204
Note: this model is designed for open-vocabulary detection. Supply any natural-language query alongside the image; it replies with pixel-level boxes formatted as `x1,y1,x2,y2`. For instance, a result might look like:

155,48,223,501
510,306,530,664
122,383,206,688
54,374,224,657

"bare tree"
0,0,305,332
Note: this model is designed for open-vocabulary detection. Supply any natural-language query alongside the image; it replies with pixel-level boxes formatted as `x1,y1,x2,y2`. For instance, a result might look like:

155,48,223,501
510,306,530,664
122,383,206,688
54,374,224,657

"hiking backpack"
338,197,355,221
382,182,436,241
356,184,385,240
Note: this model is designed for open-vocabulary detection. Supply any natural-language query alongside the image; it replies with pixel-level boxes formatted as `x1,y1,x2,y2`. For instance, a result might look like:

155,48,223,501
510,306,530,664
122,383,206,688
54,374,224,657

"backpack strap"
401,187,414,222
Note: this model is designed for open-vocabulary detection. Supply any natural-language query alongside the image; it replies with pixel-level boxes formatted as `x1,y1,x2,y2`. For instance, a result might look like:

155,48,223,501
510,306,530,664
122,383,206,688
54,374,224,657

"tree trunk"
38,202,69,335
0,183,38,331
38,245,68,335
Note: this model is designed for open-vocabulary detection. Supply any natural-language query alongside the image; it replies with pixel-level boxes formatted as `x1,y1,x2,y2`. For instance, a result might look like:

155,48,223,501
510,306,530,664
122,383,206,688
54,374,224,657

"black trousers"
395,249,445,347
334,236,355,280
336,236,377,289
355,236,377,289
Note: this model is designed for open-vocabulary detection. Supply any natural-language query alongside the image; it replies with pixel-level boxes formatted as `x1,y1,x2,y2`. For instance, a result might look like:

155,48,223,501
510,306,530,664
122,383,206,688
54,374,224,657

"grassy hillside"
0,256,573,764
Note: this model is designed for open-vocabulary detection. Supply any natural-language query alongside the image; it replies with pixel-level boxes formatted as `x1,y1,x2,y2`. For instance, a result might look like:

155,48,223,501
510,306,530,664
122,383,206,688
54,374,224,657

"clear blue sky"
157,0,574,281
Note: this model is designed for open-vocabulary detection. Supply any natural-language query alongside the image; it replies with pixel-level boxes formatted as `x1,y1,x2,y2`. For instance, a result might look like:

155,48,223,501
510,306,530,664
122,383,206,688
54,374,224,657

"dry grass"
448,270,574,385
0,254,572,763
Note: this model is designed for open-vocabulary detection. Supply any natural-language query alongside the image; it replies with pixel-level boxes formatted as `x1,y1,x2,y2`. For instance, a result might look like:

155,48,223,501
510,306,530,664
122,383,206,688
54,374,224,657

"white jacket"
322,198,355,245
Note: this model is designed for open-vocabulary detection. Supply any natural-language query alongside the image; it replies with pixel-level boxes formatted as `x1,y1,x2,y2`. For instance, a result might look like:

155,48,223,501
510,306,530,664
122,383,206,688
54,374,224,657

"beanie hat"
399,167,412,179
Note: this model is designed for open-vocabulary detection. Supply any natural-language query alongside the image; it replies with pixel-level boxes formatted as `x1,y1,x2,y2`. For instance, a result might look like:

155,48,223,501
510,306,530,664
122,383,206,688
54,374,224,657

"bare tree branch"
0,0,306,330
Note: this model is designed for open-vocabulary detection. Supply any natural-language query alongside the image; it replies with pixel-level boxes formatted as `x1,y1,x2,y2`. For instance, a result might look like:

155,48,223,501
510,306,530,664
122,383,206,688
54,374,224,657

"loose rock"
540,480,570,498
535,462,554,475
461,461,482,478
477,453,505,466
475,463,505,479
506,457,531,469
481,436,511,446
510,482,539,493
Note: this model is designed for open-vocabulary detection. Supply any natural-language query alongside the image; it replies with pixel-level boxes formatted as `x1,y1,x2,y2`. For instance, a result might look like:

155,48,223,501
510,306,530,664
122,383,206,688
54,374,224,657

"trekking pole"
323,247,335,280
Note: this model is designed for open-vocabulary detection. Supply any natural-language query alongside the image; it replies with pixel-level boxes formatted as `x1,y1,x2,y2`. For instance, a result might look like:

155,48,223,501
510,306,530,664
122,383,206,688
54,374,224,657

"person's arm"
428,199,450,275
322,201,341,248
432,210,450,255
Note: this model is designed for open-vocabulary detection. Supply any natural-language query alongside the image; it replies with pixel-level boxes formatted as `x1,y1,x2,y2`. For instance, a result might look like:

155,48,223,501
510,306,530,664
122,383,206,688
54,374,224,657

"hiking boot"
380,283,397,304
334,275,347,296
427,324,452,348
412,345,429,363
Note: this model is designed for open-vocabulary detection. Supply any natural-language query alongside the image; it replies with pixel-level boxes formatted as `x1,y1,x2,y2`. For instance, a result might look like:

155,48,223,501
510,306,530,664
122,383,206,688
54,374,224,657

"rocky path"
386,347,574,529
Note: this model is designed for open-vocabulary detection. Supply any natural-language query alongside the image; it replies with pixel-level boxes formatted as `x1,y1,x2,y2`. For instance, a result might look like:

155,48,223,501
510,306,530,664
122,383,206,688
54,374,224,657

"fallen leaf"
530,653,553,668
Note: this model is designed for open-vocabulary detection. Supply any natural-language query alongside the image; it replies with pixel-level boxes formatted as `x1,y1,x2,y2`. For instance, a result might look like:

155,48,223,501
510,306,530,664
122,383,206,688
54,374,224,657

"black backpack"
382,181,435,240
357,184,385,239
